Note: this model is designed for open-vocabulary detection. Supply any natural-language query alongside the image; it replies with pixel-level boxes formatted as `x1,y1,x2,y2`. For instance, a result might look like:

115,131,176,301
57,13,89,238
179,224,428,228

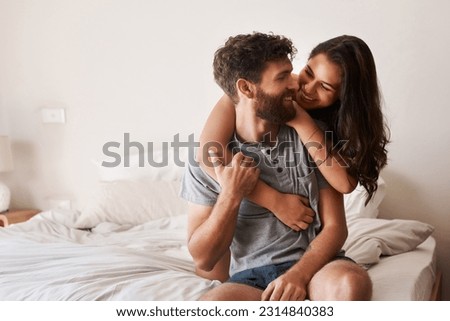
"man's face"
255,87,297,124
254,59,299,124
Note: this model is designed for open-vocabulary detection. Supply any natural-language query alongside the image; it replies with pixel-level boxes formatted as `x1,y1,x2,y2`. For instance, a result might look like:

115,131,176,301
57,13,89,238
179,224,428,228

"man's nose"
289,75,300,91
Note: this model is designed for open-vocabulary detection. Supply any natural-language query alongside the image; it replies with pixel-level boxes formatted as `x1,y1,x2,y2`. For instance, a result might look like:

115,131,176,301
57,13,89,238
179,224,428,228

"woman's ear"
236,79,255,99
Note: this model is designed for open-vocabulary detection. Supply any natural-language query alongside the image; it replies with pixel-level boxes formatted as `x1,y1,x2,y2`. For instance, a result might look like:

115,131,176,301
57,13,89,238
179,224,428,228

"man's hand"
261,269,308,301
272,193,315,231
209,150,260,199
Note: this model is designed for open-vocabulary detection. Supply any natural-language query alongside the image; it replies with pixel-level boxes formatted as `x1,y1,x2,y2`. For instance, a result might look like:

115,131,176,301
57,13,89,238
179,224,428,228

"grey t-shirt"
180,125,329,275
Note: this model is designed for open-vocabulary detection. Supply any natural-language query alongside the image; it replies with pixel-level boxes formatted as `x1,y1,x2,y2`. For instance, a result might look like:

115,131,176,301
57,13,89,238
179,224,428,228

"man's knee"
335,266,372,300
309,260,372,301
199,289,224,301
198,283,263,301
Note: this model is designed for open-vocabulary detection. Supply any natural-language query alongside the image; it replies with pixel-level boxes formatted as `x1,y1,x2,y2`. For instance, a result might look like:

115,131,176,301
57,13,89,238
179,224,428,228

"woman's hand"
271,192,315,231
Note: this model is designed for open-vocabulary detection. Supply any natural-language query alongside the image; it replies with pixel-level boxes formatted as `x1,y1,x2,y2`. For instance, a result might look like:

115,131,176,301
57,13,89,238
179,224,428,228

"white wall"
1,0,449,299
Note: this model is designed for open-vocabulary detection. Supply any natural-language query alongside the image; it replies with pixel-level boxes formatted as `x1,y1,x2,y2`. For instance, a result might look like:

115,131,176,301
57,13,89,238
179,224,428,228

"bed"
0,151,440,300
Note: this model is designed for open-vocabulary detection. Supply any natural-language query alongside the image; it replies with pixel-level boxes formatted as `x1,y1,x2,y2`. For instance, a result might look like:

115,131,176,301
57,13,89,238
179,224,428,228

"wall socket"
41,108,66,123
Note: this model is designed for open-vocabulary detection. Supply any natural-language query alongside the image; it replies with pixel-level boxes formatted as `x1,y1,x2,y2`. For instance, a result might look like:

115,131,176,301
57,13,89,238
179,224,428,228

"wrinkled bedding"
0,210,218,300
0,209,436,300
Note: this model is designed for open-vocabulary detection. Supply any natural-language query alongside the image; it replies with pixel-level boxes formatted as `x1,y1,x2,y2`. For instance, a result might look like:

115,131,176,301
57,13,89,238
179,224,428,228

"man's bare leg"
199,282,263,301
308,259,372,300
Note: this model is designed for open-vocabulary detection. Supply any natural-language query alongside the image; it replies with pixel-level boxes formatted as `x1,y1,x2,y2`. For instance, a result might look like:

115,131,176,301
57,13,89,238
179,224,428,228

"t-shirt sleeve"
179,162,221,206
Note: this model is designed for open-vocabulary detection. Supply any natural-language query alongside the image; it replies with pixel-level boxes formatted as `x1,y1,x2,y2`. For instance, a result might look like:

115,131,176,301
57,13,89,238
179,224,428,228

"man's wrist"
286,265,310,286
219,188,244,206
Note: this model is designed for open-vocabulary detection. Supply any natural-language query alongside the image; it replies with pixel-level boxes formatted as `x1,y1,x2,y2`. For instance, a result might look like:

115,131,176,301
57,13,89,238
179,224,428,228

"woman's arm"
261,186,347,300
286,103,357,193
198,95,314,231
197,95,235,167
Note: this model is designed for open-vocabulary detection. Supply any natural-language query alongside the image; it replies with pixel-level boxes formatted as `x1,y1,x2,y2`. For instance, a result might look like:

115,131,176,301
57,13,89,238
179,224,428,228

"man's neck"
235,103,280,145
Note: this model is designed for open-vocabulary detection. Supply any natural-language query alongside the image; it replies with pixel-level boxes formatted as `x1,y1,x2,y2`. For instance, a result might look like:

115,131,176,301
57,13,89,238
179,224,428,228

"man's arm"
187,152,260,281
261,186,347,301
187,201,235,282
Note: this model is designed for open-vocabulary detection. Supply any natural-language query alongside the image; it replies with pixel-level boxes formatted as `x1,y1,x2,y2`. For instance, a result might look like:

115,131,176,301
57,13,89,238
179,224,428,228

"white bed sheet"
368,236,437,301
0,210,437,301
0,210,218,300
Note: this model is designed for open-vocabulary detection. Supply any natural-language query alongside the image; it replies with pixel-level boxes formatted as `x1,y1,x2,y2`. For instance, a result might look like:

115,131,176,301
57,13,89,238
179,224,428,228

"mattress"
368,236,437,300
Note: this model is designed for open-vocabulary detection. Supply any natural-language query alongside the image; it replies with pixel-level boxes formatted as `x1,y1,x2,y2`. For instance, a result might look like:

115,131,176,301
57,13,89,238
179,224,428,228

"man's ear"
236,79,255,99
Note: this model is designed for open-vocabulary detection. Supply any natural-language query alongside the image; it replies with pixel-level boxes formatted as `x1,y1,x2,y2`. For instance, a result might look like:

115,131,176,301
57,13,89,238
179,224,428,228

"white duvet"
0,210,219,300
0,209,437,301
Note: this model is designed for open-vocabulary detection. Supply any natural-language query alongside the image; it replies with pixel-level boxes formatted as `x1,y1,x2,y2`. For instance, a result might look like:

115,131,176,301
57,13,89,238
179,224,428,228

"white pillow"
343,218,434,265
75,179,188,228
344,176,386,220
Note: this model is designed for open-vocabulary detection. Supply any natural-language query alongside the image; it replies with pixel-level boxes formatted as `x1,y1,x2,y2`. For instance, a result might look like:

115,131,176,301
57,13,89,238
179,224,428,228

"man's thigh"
308,259,372,300
199,282,263,301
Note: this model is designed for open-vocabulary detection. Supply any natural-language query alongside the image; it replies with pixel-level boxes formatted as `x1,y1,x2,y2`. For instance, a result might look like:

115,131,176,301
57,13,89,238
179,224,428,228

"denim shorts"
228,256,355,290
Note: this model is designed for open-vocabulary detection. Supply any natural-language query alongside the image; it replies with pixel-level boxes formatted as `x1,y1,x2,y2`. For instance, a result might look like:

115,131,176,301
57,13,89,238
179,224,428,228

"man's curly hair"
213,32,297,103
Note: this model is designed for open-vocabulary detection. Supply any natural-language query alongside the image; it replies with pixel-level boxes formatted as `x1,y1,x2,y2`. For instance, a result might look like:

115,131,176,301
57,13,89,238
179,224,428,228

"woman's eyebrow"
307,64,337,90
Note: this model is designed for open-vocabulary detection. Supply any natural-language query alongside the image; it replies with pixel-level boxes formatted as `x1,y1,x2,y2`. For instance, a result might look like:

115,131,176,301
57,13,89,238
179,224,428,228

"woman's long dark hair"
308,35,390,204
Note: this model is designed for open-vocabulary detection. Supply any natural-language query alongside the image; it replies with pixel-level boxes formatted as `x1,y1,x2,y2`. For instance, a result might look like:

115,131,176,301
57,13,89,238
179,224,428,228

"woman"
198,35,389,231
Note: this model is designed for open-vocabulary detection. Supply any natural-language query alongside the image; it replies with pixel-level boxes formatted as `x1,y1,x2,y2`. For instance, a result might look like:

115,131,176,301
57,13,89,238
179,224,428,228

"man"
180,32,372,300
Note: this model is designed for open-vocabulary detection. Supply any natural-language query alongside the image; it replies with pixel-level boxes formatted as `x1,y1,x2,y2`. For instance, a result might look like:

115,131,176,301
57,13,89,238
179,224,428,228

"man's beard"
255,88,296,124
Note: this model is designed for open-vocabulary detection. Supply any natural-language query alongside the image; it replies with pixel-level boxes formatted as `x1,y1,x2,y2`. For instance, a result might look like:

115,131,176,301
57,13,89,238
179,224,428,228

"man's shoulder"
184,160,217,186
278,125,302,147
179,158,221,206
279,124,298,136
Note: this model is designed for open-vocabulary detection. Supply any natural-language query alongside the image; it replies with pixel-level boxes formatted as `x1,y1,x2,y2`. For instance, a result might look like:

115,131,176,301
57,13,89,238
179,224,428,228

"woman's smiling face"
296,53,342,110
